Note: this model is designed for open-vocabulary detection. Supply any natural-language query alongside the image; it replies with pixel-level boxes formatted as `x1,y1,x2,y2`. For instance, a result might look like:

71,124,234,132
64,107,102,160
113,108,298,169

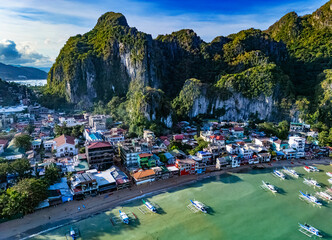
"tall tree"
10,159,31,179
14,134,31,151
44,165,60,185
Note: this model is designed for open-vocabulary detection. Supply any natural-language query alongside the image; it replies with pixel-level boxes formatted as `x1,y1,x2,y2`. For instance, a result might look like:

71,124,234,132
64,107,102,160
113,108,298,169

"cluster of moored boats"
118,198,208,225
262,165,332,238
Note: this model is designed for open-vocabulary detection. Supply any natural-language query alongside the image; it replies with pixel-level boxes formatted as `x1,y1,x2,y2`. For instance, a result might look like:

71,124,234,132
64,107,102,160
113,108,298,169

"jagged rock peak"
96,12,129,28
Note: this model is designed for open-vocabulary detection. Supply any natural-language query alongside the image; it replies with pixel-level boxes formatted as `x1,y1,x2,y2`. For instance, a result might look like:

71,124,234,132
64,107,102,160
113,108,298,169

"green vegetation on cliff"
215,63,293,99
43,2,332,130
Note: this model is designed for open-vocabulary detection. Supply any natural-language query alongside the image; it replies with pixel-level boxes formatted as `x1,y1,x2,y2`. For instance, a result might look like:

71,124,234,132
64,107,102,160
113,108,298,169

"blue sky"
0,0,327,68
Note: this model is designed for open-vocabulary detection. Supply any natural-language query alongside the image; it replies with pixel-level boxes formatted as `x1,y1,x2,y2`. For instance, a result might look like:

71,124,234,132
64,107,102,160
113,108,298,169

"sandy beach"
0,158,330,240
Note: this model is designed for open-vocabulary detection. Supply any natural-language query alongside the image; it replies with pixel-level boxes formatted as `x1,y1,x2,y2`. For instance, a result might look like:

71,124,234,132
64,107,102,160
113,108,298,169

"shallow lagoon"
34,165,332,240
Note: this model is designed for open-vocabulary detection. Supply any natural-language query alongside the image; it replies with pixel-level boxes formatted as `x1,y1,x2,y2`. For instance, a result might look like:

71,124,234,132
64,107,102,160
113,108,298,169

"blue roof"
164,152,173,159
198,151,209,155
276,151,285,156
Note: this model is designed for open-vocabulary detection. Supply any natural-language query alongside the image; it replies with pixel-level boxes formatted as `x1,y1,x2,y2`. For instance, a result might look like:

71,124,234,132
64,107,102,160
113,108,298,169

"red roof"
88,141,112,149
53,135,75,147
210,135,225,140
174,134,184,140
139,153,153,158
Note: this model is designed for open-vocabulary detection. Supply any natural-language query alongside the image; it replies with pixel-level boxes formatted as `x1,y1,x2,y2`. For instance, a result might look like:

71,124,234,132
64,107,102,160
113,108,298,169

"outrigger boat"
67,226,80,240
298,223,322,238
304,178,321,188
190,200,208,213
316,191,332,201
273,170,285,180
119,210,130,224
283,166,299,178
142,199,157,213
326,172,332,178
299,191,322,206
261,180,277,193
304,166,319,172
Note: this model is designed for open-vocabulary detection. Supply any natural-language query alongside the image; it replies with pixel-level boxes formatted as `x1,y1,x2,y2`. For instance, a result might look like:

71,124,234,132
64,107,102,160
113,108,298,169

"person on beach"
78,207,80,211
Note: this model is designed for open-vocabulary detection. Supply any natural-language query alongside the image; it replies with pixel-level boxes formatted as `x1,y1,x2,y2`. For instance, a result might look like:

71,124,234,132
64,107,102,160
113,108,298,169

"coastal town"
1,100,331,216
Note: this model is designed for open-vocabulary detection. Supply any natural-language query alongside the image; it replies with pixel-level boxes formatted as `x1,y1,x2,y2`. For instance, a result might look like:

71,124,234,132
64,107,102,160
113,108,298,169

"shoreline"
0,158,330,240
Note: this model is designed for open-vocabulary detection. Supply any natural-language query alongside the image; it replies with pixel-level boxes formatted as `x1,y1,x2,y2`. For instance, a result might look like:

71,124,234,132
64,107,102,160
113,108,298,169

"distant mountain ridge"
0,62,47,80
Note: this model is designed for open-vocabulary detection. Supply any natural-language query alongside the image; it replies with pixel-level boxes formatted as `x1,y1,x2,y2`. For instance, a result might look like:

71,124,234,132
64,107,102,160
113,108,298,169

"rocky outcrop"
46,2,331,126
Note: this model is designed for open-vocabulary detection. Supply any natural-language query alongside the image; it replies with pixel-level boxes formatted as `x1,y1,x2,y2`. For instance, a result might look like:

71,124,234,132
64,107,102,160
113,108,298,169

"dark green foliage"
44,165,61,185
0,178,48,217
189,137,209,155
258,121,290,140
215,63,293,99
10,159,31,179
14,134,31,152
54,124,84,138
0,79,32,107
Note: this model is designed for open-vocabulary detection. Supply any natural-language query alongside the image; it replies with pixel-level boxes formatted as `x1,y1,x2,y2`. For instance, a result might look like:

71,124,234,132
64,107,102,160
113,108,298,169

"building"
192,156,206,174
59,117,84,127
32,139,42,150
0,139,9,154
143,130,155,142
288,136,305,152
231,127,244,138
238,147,253,160
119,141,151,169
87,169,117,193
152,166,170,180
70,172,98,197
273,139,289,151
131,169,156,185
89,115,107,131
102,128,125,145
43,139,54,152
196,151,212,163
84,129,104,143
290,122,310,132
138,153,156,168
282,149,297,159
110,166,131,189
53,135,78,158
86,142,114,170
175,159,196,176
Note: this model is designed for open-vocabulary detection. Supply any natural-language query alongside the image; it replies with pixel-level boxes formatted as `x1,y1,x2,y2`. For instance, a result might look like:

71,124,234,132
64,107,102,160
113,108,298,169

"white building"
59,117,84,127
239,147,253,159
288,136,305,152
53,135,78,157
226,144,239,155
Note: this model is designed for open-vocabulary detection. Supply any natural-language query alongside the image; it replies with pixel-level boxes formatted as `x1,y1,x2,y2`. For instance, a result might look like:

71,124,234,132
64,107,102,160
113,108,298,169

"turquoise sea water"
34,165,332,240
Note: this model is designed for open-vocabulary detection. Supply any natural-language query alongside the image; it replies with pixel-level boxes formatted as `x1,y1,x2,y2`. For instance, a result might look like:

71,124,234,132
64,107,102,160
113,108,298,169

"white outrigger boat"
261,181,277,193
304,166,319,173
142,199,157,213
283,166,299,178
326,172,332,178
190,200,208,213
119,210,130,224
299,191,322,206
273,170,285,180
316,191,332,201
299,223,322,238
304,178,321,188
